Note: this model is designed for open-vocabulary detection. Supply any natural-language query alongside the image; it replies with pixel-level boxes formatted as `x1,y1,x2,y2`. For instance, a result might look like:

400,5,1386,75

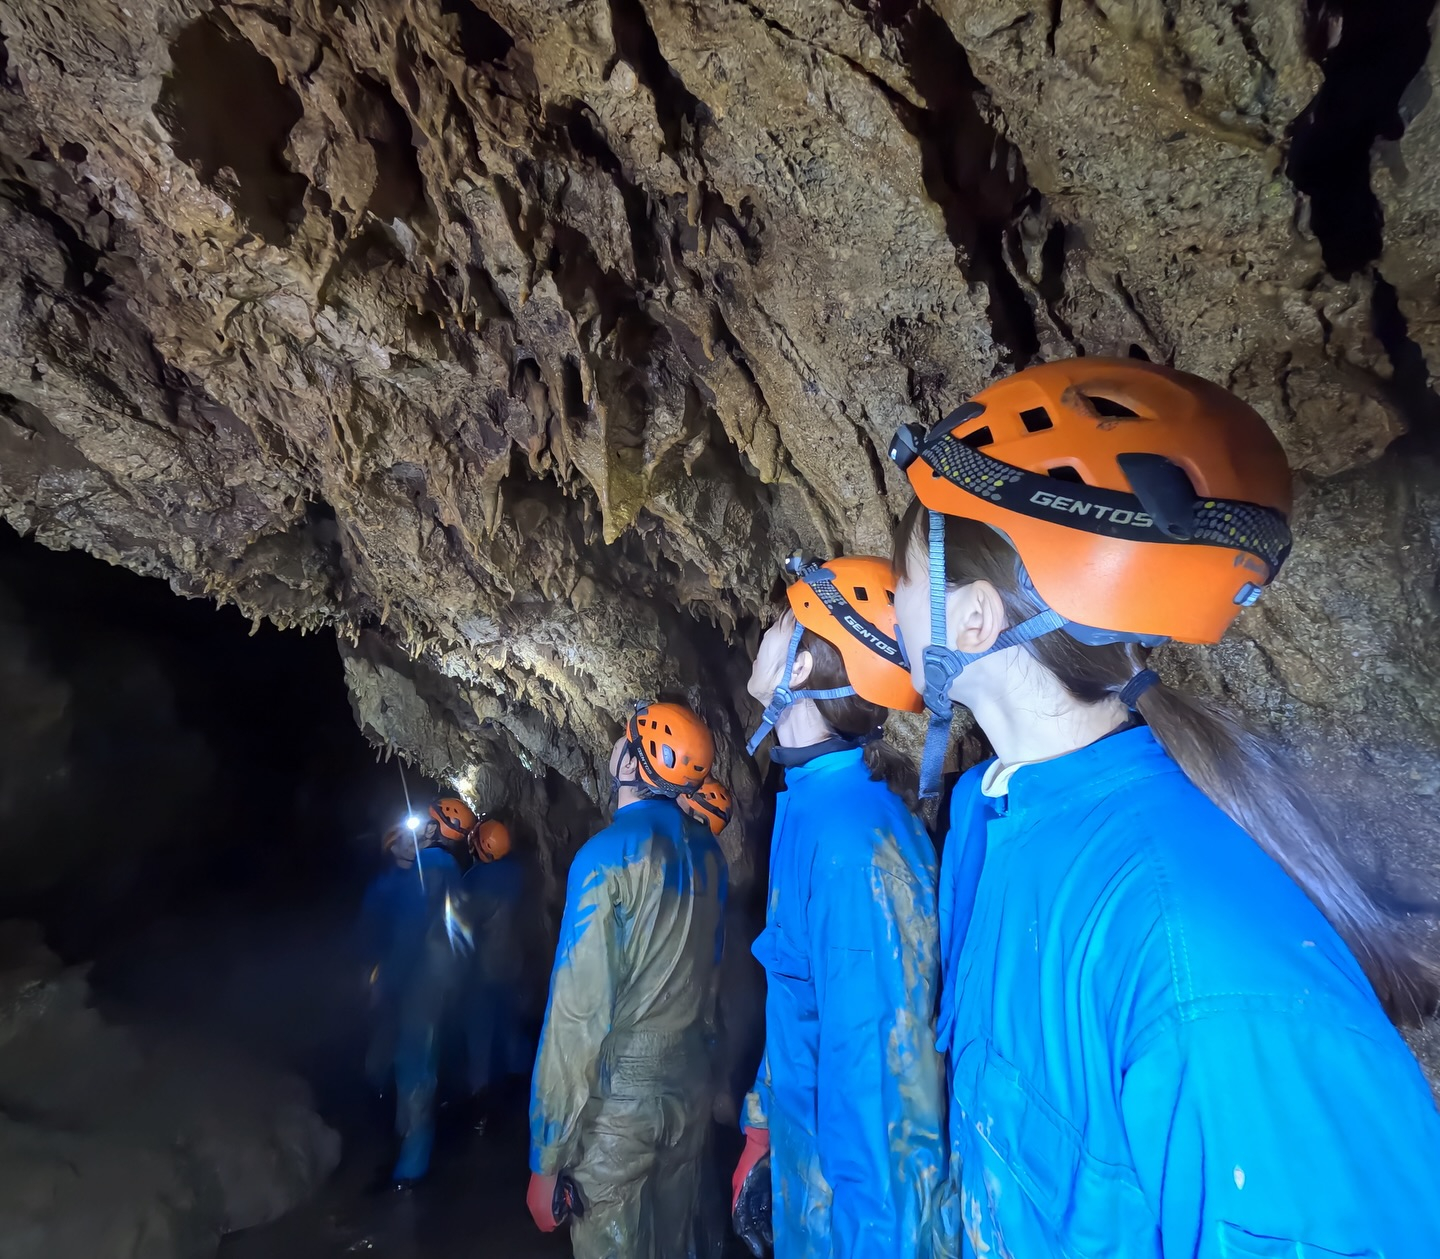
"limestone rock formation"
0,0,1436,924
0,922,340,1259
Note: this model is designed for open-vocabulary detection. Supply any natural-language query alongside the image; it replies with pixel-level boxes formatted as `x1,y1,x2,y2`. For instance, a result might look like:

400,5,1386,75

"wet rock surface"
0,921,340,1259
0,0,1437,1008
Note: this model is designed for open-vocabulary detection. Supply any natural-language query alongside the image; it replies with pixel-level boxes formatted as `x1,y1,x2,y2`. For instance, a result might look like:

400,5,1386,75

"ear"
944,579,1007,655
789,648,814,689
610,736,637,780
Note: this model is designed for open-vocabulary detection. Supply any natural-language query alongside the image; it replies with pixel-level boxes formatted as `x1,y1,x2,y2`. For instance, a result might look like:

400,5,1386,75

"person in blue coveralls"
734,555,944,1259
359,823,421,1097
885,356,1440,1259
360,796,473,1189
526,701,729,1259
460,814,530,1131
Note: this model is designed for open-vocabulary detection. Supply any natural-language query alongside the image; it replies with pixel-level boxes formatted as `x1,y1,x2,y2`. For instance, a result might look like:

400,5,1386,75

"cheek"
893,579,928,685
747,621,786,697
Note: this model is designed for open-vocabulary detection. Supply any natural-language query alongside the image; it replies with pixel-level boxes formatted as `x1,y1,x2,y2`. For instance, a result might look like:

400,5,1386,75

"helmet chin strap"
918,510,1066,799
746,622,857,756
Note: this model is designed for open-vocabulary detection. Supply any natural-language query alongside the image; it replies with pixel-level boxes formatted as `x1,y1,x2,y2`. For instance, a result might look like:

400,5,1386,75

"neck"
774,698,833,749
962,654,1127,768
616,786,648,810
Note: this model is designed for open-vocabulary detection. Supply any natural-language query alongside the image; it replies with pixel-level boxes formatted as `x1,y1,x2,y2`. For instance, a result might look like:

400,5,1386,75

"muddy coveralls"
386,844,466,1182
935,726,1440,1258
530,797,728,1259
743,745,944,1259
462,852,529,1096
359,860,416,1092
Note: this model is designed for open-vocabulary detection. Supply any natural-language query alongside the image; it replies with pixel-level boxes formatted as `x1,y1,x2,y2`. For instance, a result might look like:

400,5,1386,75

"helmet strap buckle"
922,645,964,718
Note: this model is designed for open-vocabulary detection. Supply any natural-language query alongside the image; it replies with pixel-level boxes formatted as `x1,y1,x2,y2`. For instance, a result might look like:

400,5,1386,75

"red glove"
527,1172,559,1232
731,1127,770,1212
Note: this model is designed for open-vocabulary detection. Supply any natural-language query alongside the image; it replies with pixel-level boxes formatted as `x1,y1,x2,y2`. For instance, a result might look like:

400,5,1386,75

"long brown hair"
895,500,1439,1027
782,612,922,814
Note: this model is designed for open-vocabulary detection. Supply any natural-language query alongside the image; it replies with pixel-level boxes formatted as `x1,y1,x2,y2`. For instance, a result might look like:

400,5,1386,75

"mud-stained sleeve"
812,855,943,1259
742,1047,772,1132
528,844,621,1174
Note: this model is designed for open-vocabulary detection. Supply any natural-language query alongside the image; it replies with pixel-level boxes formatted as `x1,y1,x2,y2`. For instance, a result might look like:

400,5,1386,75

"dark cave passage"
0,522,751,1258
0,523,549,1253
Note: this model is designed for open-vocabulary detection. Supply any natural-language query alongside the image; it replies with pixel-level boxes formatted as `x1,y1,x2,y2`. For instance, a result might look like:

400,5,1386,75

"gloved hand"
553,1170,586,1224
731,1129,773,1258
526,1172,559,1232
731,1127,770,1211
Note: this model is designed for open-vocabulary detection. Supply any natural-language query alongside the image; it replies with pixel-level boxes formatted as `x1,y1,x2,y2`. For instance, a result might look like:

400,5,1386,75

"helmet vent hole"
959,425,994,449
885,590,895,605
664,725,672,735
1048,465,1087,485
649,739,658,756
1083,394,1139,419
1020,407,1053,433
662,746,676,769
853,585,869,602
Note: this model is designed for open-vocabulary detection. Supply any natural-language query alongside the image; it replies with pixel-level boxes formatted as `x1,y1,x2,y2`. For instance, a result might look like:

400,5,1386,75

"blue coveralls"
937,725,1440,1259
358,861,419,1092
461,853,529,1095
742,746,945,1259
363,844,465,1182
530,798,728,1259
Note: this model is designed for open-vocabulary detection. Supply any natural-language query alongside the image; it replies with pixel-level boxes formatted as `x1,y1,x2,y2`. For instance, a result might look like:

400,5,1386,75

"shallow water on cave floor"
219,1098,571,1259
220,1091,745,1259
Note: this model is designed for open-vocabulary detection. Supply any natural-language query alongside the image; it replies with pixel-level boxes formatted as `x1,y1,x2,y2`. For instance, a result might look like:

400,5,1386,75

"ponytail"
1134,683,1438,1025
896,501,1440,1027
863,739,922,816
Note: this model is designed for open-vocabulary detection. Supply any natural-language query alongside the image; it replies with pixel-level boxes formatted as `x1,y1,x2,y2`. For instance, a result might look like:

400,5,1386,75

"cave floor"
219,1090,744,1259
219,1097,571,1259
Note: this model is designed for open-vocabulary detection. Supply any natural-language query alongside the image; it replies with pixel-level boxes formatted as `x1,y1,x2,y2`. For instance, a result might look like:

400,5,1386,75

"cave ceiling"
0,0,1437,896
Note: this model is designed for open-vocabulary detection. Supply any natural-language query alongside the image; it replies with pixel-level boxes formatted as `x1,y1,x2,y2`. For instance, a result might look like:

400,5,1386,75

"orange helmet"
381,825,418,868
625,702,714,797
889,358,1293,798
428,797,477,842
788,557,924,711
680,778,732,836
889,358,1293,645
747,555,922,754
471,817,512,862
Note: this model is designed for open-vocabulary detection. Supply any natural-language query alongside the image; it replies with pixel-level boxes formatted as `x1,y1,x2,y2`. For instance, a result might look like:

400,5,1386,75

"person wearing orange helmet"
527,702,729,1259
460,815,530,1133
366,795,474,1188
358,825,420,1100
735,555,943,1259
887,358,1440,1258
679,777,732,837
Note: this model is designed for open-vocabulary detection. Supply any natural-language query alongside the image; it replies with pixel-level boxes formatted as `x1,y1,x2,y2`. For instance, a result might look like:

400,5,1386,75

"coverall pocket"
1216,1224,1376,1258
955,1040,1154,1259
754,926,813,995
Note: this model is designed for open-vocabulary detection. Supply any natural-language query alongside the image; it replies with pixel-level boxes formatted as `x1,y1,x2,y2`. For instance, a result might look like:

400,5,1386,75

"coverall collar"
982,723,1167,813
613,797,681,819
771,733,868,769
779,744,866,787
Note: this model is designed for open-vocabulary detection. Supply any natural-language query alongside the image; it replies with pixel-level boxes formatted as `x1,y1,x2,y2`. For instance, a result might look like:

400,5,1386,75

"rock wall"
0,922,340,1259
0,0,1436,911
